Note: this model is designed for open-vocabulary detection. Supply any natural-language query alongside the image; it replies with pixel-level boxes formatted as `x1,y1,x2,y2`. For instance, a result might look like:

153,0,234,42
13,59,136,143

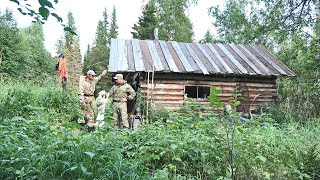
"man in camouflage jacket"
78,69,107,129
108,74,136,129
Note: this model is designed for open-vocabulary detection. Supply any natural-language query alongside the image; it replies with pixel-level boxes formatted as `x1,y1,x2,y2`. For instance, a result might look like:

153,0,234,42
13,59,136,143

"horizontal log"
141,90,184,95
140,83,184,89
146,73,277,83
216,93,275,97
151,96,184,100
152,100,184,104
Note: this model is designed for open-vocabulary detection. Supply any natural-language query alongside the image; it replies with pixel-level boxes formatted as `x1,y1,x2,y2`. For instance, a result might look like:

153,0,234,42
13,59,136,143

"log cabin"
108,38,295,114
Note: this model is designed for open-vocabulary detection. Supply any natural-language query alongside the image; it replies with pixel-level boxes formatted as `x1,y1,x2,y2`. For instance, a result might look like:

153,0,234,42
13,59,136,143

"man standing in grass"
57,54,68,91
108,74,136,129
78,69,107,131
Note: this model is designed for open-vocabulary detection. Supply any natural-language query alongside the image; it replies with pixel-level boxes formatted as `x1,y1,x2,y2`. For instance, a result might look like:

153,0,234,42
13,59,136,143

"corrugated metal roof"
108,38,295,76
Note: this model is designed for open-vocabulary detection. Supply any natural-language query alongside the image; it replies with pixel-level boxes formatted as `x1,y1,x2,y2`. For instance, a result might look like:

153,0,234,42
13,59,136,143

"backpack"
55,61,59,71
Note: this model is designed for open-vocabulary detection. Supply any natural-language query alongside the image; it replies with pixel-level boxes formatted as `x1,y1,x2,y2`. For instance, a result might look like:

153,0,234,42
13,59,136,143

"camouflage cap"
113,74,123,80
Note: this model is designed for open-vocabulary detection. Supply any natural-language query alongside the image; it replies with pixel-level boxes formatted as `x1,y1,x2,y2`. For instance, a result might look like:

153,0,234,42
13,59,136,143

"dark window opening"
185,86,210,100
185,86,197,98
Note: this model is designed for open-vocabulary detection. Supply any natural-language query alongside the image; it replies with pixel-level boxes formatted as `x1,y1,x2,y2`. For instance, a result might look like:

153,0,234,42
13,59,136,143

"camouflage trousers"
78,97,95,127
113,102,129,129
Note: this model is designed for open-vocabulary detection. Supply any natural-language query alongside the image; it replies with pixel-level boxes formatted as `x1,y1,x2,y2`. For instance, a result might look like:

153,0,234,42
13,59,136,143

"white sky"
1,0,225,57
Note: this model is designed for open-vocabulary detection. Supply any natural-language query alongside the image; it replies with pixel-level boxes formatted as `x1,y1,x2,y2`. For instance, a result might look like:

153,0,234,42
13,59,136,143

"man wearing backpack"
56,54,68,91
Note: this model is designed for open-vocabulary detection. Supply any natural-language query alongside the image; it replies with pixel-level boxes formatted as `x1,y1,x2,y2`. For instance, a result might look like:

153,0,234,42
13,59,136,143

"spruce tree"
109,6,118,41
131,3,157,40
83,44,91,73
56,11,82,91
132,0,194,42
103,8,109,46
65,12,77,49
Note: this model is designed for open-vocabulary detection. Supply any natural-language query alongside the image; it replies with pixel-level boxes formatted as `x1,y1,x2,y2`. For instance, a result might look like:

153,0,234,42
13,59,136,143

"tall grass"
0,80,319,179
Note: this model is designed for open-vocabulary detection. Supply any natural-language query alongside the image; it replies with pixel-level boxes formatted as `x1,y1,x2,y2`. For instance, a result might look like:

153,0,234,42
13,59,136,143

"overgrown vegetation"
0,10,54,80
208,0,320,124
1,0,319,179
1,80,319,179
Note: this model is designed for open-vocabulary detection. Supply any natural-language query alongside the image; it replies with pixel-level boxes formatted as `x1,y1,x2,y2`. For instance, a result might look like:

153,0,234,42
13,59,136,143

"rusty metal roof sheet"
108,38,295,76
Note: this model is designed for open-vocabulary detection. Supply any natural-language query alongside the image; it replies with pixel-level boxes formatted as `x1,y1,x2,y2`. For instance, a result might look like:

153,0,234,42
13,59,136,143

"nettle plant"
201,86,273,179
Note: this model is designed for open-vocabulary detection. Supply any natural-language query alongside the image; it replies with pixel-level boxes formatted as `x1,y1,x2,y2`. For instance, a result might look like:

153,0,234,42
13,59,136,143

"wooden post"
146,71,150,124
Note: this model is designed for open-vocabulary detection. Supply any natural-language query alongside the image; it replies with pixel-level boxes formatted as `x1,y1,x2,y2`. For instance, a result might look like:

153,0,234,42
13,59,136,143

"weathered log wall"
140,76,277,112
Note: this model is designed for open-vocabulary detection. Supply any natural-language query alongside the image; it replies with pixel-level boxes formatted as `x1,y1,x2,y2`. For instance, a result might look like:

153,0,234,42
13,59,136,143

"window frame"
184,85,210,100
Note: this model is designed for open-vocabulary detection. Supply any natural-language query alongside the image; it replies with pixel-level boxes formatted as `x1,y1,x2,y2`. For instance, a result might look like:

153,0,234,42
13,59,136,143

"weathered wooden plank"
249,44,287,75
153,100,184,104
239,45,271,75
217,44,248,74
178,43,202,72
229,44,262,75
152,73,277,83
245,83,276,87
170,41,193,72
207,44,233,73
258,45,295,76
153,80,238,86
152,96,184,100
141,81,276,91
155,41,171,71
140,41,153,72
141,90,185,95
132,39,145,71
109,38,118,72
167,42,187,72
196,43,221,73
159,40,179,72
246,88,277,92
146,40,164,71
117,39,129,71
126,40,135,71
141,90,184,95
184,43,209,74
140,83,184,89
